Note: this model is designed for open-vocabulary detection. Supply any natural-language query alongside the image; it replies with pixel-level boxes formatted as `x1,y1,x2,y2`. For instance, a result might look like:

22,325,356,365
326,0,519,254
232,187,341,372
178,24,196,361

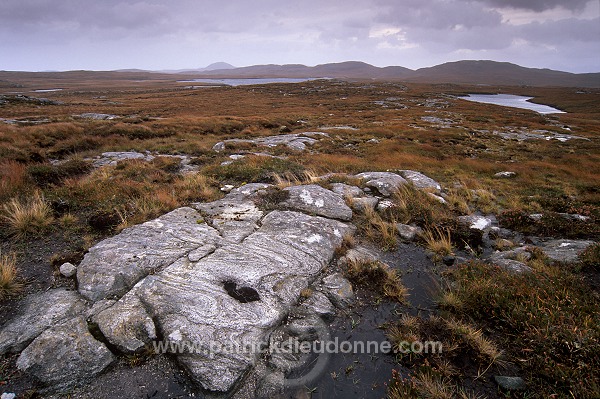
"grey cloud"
478,0,590,12
375,0,503,29
518,17,600,43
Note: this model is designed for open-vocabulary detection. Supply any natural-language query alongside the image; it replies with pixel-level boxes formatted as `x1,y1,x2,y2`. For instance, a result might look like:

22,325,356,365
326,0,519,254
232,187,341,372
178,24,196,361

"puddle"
280,243,440,399
458,94,565,114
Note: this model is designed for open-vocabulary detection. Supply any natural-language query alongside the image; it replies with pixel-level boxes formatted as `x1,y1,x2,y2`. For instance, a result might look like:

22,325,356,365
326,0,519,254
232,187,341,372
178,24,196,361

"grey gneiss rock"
59,262,77,278
321,273,354,308
0,288,87,354
330,183,365,198
399,170,442,192
494,375,526,391
78,207,221,301
282,184,352,221
539,239,594,263
458,215,493,231
92,210,354,392
212,132,328,153
350,197,378,212
354,172,408,196
16,317,115,391
396,223,423,241
92,294,157,353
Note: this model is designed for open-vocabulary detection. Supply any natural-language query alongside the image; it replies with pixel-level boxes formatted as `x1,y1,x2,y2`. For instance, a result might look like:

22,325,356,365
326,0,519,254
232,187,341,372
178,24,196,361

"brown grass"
2,191,54,237
0,251,22,300
420,226,453,261
345,259,408,303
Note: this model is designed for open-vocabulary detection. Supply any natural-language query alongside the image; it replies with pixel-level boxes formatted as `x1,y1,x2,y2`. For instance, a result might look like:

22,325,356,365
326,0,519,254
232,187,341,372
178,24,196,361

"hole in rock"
223,280,261,303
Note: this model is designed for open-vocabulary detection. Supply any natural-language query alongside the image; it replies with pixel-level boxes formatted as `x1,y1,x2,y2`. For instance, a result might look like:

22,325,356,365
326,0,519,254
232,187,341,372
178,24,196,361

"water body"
177,77,325,86
459,94,565,114
32,88,63,92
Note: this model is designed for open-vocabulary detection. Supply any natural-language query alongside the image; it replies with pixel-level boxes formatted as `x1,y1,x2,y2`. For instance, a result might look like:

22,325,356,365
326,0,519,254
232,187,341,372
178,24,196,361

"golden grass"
0,251,22,300
358,207,398,251
444,318,504,364
345,259,408,303
2,191,54,237
420,226,453,261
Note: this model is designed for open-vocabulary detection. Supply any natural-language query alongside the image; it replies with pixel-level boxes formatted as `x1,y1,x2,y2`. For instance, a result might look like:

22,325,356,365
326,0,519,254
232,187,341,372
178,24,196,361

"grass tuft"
420,226,453,261
2,191,54,237
0,251,22,300
345,259,408,303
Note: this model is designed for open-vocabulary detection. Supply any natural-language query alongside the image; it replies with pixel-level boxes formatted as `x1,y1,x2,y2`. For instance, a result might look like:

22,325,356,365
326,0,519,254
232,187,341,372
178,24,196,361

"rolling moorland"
0,64,599,398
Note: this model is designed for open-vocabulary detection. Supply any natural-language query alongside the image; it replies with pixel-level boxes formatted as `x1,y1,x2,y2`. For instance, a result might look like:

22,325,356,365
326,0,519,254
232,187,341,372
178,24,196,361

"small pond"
458,94,565,114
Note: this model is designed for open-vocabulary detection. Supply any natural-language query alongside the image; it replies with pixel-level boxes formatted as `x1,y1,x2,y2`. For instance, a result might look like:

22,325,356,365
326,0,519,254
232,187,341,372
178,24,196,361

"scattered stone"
88,151,154,168
282,184,352,221
366,138,380,143
212,141,226,152
539,239,595,263
213,132,329,153
300,291,336,320
428,193,446,203
1,393,16,399
377,199,396,211
321,273,354,309
399,170,442,192
59,262,77,278
350,197,378,212
494,171,516,178
220,184,235,192
0,289,87,354
488,247,531,263
343,246,379,264
494,375,526,391
493,259,533,274
396,224,422,241
16,317,115,391
355,172,407,197
330,183,364,198
75,113,118,120
458,215,493,231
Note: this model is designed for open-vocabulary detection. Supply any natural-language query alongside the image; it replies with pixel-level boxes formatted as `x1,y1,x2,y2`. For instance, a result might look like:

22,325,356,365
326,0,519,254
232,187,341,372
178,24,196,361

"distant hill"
196,61,413,79
408,60,600,87
1,60,599,88
191,60,600,87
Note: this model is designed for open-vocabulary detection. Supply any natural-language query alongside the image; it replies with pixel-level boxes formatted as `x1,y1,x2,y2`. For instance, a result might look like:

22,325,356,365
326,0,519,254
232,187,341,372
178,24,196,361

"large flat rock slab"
78,207,221,301
96,210,354,392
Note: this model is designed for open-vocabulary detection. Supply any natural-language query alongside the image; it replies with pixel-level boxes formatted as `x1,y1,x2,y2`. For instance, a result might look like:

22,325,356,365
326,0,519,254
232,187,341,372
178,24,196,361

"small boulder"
539,239,594,263
321,273,354,308
282,184,352,221
493,259,532,274
399,170,441,192
494,375,526,391
396,224,422,241
212,141,225,152
458,215,493,231
355,172,408,197
350,197,378,212
59,262,77,278
494,171,516,178
16,317,115,391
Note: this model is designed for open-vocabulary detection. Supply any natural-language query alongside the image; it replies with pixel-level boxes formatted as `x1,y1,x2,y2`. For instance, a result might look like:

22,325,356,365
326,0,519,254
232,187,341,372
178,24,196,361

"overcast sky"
1,0,598,73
